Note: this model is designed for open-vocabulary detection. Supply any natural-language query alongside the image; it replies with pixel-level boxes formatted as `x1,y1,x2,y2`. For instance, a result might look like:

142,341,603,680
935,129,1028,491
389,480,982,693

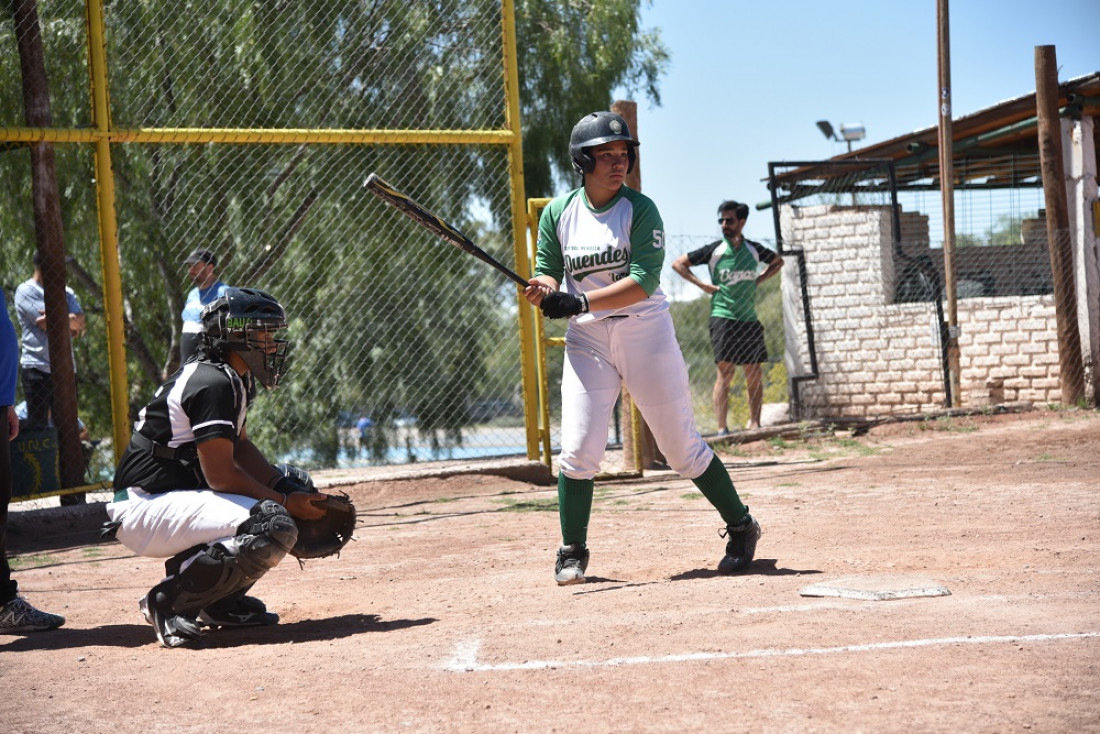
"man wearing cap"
180,249,229,364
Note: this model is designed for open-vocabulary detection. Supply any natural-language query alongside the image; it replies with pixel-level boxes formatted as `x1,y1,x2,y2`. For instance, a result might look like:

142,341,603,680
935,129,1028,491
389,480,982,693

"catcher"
106,287,354,648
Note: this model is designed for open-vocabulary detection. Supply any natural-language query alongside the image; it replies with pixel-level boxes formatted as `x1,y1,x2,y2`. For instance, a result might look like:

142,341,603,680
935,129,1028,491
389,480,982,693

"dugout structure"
0,0,548,494
765,73,1100,421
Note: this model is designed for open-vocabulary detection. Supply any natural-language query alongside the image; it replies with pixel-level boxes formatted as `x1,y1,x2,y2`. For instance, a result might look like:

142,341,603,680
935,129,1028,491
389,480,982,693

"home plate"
800,574,951,601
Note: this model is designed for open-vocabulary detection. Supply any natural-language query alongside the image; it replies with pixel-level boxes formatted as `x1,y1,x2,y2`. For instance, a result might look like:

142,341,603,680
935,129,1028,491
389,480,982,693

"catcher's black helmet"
201,287,290,388
569,111,639,175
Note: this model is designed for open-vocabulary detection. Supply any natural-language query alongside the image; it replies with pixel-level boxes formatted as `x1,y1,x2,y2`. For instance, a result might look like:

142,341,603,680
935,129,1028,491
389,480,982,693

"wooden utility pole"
1035,45,1085,405
936,0,961,407
611,100,664,471
14,0,86,494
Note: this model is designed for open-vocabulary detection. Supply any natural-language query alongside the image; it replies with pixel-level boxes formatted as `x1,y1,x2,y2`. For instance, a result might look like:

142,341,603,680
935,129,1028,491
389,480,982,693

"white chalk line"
444,632,1100,672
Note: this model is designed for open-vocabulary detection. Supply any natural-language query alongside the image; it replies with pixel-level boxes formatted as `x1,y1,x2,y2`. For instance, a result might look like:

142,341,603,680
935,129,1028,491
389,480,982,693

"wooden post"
1035,45,1085,405
14,0,85,492
611,100,664,471
936,0,961,407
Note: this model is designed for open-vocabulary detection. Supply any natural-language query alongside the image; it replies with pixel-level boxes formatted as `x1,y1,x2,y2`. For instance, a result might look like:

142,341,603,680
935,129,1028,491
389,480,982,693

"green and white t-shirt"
535,185,667,321
685,238,778,322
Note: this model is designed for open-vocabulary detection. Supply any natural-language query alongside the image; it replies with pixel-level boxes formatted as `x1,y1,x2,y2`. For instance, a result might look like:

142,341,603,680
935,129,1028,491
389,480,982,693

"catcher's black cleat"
555,544,590,586
139,591,203,649
199,594,279,628
718,513,761,574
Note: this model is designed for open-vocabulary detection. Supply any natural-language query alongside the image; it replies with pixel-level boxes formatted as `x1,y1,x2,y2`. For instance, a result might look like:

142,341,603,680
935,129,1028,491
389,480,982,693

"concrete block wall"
957,296,1061,405
780,204,1062,418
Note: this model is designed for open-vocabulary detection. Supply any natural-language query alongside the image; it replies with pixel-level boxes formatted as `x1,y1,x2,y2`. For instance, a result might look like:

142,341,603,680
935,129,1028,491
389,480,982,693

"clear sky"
616,0,1099,244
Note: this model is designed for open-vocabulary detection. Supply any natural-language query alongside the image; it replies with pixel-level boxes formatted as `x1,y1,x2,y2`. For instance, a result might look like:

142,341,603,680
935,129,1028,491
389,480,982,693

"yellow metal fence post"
85,0,130,462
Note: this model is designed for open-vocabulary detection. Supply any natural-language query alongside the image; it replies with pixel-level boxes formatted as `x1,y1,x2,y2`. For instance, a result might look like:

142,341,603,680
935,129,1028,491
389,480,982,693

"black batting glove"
273,475,306,495
540,291,590,319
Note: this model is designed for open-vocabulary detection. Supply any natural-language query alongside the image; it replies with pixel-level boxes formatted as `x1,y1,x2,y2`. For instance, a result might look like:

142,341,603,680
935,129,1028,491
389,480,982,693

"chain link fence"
1,0,535,499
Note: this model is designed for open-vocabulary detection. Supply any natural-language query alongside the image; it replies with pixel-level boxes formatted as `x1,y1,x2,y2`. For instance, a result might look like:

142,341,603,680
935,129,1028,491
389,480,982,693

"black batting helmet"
569,111,639,175
200,287,290,389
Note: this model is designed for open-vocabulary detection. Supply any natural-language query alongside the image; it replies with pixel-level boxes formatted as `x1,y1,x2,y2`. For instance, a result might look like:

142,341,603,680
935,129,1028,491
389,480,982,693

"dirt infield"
3,408,1098,733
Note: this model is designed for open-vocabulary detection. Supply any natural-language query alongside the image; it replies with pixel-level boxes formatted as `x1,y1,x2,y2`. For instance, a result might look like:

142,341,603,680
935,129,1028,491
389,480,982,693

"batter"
525,110,761,585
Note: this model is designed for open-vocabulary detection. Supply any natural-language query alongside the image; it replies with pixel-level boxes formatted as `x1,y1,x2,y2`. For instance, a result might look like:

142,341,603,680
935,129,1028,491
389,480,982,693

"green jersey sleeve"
623,188,665,296
534,191,574,282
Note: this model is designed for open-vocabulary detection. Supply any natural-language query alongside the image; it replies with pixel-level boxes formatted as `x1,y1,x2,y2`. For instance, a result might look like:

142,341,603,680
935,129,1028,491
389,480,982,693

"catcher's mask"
201,287,290,389
569,111,639,175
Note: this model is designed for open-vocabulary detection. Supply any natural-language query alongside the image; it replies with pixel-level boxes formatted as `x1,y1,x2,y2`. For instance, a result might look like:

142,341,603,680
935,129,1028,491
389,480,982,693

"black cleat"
139,591,203,648
199,594,279,628
718,513,761,574
555,544,590,586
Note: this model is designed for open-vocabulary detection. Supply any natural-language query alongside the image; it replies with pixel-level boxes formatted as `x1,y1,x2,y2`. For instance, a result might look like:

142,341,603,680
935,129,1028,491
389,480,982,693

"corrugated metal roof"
771,71,1100,196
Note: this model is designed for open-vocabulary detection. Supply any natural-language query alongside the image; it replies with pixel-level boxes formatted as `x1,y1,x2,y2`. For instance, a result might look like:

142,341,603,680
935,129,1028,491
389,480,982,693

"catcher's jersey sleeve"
535,185,668,321
114,361,252,494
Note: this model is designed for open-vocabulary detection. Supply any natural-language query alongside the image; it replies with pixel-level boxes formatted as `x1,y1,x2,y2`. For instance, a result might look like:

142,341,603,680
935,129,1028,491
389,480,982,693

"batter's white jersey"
536,185,714,480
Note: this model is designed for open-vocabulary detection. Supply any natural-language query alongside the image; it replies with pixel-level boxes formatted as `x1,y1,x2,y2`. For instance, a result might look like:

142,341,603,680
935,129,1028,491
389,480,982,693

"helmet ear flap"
571,147,636,176
571,151,596,175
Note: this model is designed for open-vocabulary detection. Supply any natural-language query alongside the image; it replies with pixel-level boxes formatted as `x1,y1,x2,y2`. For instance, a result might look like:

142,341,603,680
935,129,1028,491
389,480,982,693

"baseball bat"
364,173,529,288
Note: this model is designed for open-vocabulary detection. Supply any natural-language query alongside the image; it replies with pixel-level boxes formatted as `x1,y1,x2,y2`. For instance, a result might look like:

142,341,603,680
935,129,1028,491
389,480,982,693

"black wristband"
579,293,590,313
273,475,299,495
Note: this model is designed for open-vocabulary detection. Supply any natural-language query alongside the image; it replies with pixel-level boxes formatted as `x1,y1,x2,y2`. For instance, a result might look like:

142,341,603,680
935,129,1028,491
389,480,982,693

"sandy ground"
3,407,1098,733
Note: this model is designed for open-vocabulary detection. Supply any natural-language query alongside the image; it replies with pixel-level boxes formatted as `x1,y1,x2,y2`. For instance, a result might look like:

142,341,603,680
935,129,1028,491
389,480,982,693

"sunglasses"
717,217,741,224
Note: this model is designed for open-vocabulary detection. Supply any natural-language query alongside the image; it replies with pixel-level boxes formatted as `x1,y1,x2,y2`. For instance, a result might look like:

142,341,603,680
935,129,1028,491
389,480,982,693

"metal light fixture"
816,120,867,205
816,119,866,152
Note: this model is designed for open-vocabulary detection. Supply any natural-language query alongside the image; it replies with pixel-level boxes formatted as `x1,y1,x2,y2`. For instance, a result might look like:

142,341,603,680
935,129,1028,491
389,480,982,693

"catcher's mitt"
273,464,356,560
291,492,356,559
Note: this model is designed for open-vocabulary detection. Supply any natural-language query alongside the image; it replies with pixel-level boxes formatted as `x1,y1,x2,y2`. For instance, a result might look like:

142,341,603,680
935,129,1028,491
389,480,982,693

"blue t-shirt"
1,292,17,405
181,281,229,334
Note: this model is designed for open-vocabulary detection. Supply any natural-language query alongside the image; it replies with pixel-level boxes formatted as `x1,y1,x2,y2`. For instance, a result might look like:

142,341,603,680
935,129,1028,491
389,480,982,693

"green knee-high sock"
691,454,748,526
558,473,594,547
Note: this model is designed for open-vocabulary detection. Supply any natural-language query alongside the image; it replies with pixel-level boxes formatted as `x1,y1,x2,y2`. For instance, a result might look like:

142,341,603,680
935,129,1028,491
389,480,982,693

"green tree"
516,0,669,197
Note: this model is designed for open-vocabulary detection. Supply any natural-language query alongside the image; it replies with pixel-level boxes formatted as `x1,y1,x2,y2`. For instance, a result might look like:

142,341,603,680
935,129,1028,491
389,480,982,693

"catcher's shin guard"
154,500,298,616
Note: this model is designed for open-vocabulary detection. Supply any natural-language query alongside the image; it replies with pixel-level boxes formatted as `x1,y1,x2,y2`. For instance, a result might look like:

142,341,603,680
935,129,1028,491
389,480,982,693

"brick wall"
780,204,1062,418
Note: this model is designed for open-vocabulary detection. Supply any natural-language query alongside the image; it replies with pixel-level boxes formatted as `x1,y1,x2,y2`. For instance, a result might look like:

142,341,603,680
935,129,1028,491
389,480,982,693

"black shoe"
199,594,279,628
718,513,761,574
139,590,203,648
555,544,590,586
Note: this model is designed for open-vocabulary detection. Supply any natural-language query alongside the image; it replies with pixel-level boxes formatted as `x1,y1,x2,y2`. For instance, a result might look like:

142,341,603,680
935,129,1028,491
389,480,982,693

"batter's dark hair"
717,200,749,221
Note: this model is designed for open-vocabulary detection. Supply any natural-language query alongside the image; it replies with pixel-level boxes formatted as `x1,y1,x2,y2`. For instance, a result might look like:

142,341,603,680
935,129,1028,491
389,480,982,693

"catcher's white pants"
106,487,257,558
558,310,714,481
